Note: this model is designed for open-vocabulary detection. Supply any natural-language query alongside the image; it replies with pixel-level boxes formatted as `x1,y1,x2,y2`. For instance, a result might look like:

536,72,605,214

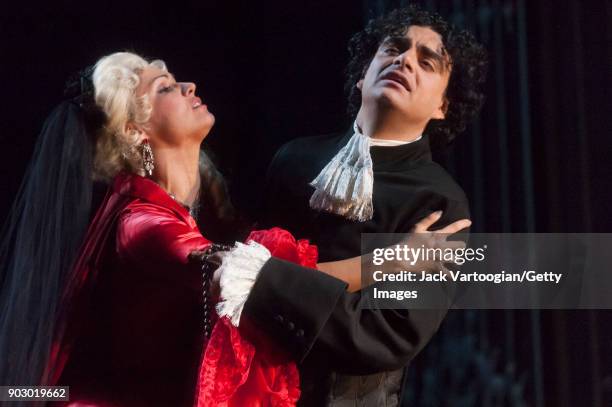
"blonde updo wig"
92,52,167,181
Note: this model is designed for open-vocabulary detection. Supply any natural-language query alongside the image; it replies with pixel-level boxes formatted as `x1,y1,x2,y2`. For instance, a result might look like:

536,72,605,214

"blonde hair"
92,52,166,181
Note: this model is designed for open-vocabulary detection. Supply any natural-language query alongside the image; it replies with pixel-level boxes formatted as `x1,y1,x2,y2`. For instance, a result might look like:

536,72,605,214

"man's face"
358,25,452,125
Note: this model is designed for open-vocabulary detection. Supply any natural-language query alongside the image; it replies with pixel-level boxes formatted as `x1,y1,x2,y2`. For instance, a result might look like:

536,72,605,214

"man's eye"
383,47,399,55
421,60,435,71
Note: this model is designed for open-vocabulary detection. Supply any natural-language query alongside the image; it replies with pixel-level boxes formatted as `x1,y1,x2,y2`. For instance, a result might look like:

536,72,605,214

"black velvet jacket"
244,129,470,406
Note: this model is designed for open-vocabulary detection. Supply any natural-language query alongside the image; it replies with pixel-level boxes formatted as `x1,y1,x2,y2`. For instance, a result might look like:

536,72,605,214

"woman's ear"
125,123,137,134
125,123,146,139
356,79,364,90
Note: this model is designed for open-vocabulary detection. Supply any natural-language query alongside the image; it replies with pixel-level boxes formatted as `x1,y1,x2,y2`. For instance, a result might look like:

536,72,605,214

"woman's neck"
151,144,201,207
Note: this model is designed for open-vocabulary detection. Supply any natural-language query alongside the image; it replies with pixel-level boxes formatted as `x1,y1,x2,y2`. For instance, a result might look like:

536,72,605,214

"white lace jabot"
309,122,421,222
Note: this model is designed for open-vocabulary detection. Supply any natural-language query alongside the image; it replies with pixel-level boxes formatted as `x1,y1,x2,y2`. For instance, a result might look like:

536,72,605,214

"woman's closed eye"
158,83,178,93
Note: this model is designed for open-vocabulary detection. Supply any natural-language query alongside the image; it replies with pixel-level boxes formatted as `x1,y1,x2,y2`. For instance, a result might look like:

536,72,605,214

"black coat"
244,129,470,406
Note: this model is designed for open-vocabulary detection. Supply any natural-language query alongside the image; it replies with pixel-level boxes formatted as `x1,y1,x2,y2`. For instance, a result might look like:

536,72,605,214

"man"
216,5,487,406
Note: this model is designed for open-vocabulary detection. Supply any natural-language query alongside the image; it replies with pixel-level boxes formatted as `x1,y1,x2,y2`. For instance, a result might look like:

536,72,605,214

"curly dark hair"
345,5,488,149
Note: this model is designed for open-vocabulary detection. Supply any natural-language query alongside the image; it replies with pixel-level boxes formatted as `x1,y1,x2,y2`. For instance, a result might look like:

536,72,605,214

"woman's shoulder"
117,199,184,230
115,198,210,265
120,198,182,219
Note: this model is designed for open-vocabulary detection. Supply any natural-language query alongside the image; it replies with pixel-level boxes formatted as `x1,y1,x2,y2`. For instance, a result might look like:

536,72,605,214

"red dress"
47,172,313,407
194,228,317,407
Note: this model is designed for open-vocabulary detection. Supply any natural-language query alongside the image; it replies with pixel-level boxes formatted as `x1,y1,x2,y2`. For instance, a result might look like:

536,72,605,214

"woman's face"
134,66,214,147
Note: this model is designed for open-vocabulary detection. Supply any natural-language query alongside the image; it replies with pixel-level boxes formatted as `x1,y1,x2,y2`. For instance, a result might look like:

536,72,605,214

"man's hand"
398,210,471,274
317,211,471,291
411,210,471,234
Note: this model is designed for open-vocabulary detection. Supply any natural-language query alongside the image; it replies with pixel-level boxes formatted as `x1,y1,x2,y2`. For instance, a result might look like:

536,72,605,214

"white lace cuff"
215,240,271,326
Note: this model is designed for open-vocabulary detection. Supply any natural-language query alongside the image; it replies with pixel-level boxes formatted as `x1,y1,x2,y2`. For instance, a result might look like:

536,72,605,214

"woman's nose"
181,82,196,96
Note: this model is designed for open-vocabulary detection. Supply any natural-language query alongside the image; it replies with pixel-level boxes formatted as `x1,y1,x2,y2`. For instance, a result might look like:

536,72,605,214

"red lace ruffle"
194,228,317,406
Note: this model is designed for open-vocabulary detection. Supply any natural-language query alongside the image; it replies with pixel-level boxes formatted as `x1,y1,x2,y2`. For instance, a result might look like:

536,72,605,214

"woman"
0,51,467,406
0,52,290,406
42,52,308,406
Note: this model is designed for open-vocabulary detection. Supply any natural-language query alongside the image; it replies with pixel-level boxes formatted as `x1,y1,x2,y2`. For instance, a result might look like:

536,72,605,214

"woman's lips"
192,97,204,109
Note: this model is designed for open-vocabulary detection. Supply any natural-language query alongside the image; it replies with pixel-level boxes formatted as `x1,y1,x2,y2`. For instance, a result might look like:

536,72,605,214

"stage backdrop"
1,1,610,406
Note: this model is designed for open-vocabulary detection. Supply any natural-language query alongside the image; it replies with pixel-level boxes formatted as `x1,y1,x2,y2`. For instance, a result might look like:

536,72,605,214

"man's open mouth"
380,71,411,91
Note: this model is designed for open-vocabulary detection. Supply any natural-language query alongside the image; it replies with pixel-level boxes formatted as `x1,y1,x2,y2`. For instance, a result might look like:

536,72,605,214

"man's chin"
371,88,410,111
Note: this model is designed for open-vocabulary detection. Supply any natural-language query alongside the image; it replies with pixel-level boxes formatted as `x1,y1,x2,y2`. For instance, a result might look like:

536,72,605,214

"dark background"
1,0,611,405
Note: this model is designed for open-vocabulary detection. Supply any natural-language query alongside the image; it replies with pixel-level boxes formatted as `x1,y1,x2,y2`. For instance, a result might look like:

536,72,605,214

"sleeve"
215,241,272,326
400,194,471,233
438,196,471,230
215,227,318,327
116,202,211,270
424,196,472,255
241,257,448,375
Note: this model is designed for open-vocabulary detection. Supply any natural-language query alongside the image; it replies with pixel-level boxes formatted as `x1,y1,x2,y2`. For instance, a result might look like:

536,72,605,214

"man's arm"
241,257,447,375
317,211,471,291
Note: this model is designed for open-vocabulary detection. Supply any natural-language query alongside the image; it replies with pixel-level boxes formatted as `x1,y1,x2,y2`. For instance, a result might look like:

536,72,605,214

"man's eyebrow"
381,36,411,48
380,36,451,70
418,44,450,70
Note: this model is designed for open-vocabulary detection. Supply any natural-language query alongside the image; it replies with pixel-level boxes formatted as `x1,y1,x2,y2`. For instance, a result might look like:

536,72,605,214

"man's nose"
181,82,196,96
393,49,415,73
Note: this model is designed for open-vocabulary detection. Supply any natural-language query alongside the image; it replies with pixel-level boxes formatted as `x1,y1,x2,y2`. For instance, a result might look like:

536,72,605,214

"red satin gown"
46,172,310,407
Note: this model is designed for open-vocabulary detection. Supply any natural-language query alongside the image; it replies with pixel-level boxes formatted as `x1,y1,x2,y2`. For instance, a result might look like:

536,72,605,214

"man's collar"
339,126,432,171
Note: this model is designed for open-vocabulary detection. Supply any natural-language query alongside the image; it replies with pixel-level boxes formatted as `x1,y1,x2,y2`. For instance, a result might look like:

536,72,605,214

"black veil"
0,68,102,386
